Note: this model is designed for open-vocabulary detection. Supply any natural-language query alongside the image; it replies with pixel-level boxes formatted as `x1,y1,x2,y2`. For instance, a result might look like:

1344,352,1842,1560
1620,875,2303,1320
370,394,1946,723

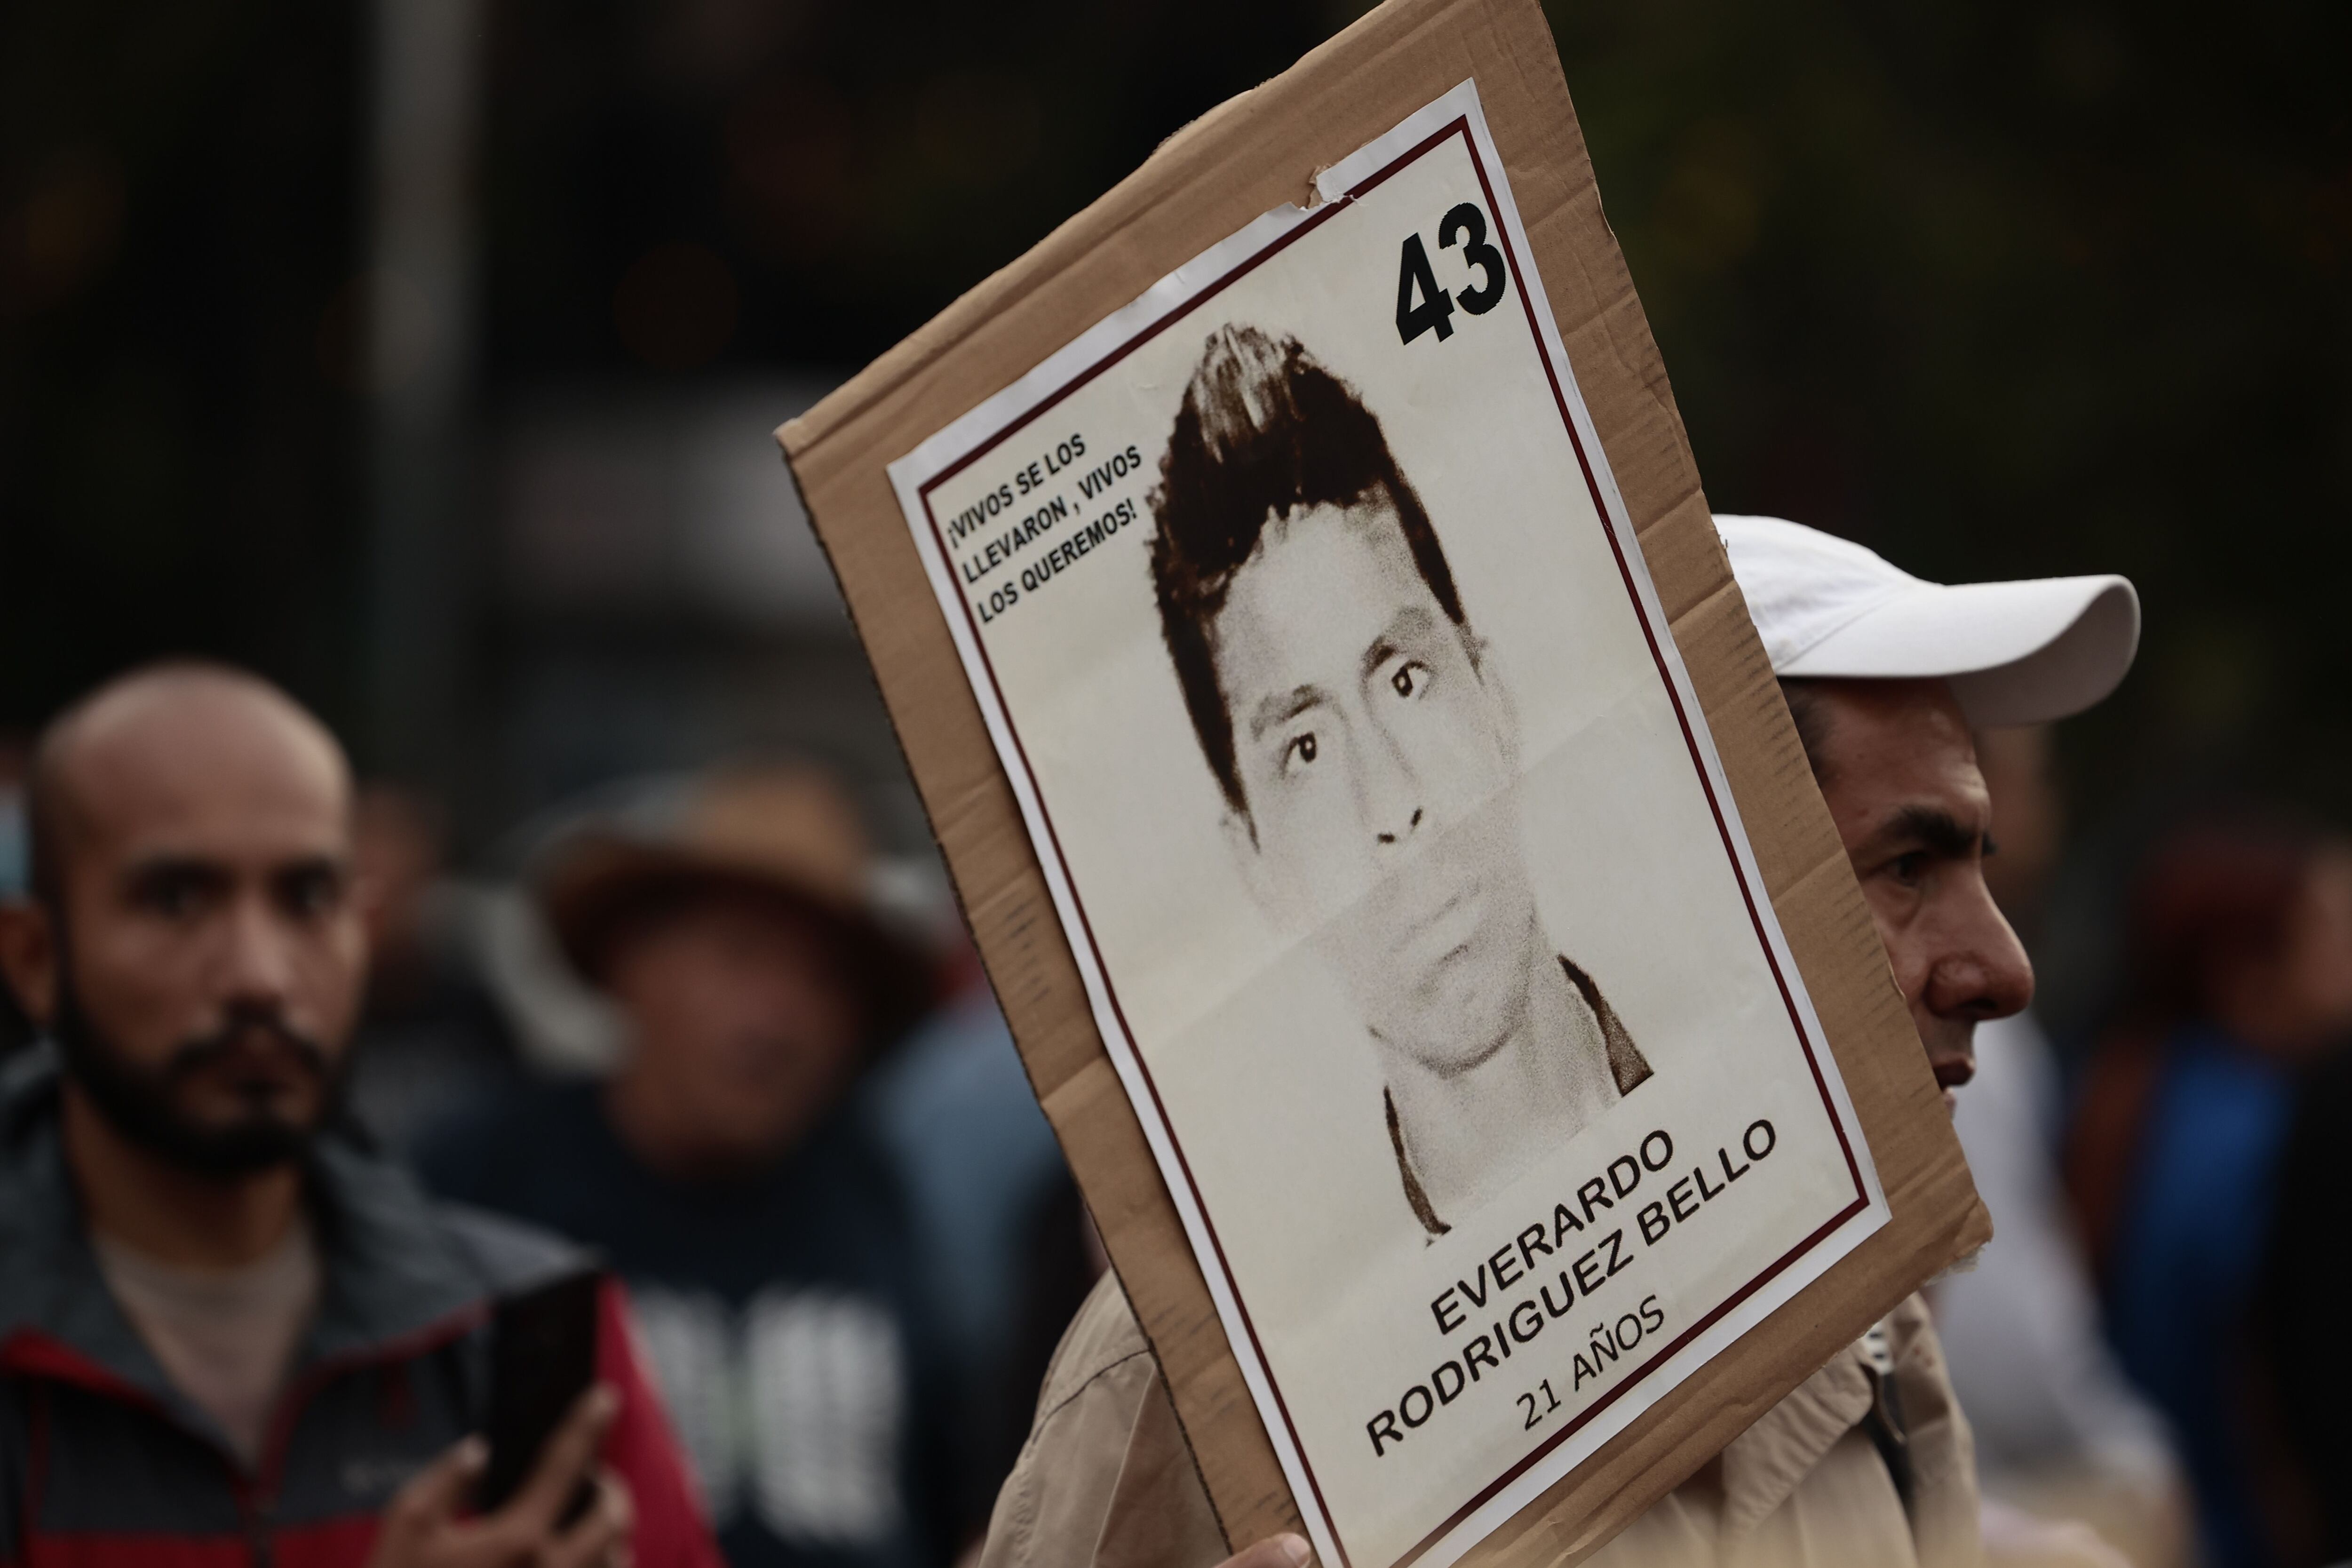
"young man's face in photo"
1213,491,1538,1072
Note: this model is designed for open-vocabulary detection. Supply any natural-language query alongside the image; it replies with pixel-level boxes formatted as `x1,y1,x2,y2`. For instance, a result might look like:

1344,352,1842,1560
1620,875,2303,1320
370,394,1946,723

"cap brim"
1778,574,2140,727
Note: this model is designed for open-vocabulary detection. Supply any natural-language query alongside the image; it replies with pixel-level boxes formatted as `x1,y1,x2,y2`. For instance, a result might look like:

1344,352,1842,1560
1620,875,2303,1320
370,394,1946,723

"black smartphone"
477,1268,604,1517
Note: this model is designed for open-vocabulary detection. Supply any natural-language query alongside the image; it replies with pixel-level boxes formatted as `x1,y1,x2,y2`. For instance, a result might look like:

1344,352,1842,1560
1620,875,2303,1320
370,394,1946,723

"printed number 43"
1396,202,1508,346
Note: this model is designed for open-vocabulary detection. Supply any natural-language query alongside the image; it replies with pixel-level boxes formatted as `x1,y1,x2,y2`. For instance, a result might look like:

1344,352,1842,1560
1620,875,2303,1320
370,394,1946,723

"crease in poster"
886,79,1889,1568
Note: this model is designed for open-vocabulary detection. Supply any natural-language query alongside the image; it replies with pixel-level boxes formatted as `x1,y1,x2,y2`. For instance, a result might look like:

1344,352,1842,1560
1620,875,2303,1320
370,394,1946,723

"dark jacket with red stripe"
0,1050,722,1568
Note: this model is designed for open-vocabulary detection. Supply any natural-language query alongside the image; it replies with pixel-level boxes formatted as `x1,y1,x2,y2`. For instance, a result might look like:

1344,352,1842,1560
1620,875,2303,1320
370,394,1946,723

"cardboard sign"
778,0,1987,1562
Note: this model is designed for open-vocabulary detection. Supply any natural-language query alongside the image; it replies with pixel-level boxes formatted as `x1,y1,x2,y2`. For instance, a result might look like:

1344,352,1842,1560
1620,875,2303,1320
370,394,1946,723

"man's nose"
1361,722,1426,849
1923,878,2035,1024
217,893,299,1004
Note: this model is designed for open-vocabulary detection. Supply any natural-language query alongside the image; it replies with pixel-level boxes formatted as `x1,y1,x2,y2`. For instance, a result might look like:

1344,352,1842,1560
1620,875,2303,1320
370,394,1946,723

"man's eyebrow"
1870,805,1986,860
273,852,352,879
119,854,233,888
1359,607,1438,683
1247,685,1324,741
121,850,349,884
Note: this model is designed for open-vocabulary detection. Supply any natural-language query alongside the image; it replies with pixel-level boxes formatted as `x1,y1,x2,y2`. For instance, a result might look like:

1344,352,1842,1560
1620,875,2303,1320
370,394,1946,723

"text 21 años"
1395,201,1509,346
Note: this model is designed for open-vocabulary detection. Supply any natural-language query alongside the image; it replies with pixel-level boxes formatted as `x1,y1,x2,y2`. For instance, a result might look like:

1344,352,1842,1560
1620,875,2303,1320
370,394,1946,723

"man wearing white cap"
1733,519,2184,1560
1715,514,2136,1124
976,516,2141,1568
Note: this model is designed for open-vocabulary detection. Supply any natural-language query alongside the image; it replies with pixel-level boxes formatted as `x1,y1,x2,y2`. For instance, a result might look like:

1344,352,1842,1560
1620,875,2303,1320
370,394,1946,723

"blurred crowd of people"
0,670,1088,1567
1932,733,2352,1568
4,584,2352,1568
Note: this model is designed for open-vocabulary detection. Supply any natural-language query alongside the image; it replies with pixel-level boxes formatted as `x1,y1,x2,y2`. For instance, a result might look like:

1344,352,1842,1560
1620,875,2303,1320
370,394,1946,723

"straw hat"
532,763,934,1046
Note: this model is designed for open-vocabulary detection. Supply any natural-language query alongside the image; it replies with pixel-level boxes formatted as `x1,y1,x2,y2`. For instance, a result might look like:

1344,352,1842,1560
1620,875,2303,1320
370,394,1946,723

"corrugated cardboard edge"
776,0,1992,1556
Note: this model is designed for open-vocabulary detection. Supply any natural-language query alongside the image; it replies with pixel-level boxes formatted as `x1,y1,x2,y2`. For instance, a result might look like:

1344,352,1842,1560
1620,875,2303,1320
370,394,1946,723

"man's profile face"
1211,493,1538,1073
2,680,367,1173
1804,678,2034,1113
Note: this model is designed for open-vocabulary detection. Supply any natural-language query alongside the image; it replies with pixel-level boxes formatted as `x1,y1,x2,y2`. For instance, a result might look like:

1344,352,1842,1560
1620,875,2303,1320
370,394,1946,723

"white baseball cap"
1716,514,2140,727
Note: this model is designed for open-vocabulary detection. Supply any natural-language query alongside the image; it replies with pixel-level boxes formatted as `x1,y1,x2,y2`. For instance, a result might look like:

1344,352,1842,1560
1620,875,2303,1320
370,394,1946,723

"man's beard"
51,968,347,1179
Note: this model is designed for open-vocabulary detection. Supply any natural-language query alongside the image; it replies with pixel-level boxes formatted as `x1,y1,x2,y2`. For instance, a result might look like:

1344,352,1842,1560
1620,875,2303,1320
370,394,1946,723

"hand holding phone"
478,1270,604,1516
366,1386,634,1568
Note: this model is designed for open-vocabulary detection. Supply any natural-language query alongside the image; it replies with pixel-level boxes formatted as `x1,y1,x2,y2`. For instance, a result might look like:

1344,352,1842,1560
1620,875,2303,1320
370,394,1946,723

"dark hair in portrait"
1148,325,1470,814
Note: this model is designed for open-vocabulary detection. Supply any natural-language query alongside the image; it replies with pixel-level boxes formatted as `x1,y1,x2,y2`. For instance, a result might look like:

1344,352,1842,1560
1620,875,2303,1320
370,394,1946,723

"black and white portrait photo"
1147,324,1651,1236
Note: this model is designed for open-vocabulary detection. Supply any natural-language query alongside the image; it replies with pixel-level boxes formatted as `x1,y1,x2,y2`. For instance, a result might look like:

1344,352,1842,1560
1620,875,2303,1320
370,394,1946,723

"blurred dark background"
4,0,2348,974
9,5,2352,1560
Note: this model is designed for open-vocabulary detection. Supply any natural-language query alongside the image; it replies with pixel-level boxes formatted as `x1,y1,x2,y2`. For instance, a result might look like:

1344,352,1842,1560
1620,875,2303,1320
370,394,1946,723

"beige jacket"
979,1275,1981,1568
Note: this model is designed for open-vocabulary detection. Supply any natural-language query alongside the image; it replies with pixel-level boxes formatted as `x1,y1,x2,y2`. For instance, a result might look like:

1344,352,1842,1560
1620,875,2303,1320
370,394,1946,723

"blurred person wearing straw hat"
417,762,956,1568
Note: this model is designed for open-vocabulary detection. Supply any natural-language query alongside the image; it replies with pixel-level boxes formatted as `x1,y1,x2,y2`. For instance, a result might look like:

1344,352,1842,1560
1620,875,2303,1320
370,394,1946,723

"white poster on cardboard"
886,81,1886,1568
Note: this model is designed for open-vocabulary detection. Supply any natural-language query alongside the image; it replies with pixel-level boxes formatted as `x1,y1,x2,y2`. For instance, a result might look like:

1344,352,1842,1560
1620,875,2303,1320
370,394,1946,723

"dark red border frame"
912,114,1871,1568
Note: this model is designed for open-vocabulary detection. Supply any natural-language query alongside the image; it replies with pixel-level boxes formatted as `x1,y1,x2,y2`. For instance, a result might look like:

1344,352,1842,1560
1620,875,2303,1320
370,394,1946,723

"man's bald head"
0,661,369,1177
28,662,351,912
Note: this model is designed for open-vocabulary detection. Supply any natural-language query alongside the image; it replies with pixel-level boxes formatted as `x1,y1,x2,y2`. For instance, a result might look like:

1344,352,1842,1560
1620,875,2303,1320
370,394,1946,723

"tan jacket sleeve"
980,1279,1982,1568
977,1274,1229,1568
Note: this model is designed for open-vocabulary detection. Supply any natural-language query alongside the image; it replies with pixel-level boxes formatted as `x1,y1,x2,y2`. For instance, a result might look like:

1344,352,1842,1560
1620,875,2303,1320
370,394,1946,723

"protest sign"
779,0,1989,1562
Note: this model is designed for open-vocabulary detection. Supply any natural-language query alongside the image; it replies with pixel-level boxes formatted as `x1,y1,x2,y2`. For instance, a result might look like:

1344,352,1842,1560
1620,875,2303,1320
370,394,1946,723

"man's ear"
0,900,60,1029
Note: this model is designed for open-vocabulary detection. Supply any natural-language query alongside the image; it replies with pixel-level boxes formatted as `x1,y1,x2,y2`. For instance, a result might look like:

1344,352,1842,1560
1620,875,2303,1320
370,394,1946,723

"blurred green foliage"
0,0,362,732
476,0,1328,372
1547,0,2351,813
